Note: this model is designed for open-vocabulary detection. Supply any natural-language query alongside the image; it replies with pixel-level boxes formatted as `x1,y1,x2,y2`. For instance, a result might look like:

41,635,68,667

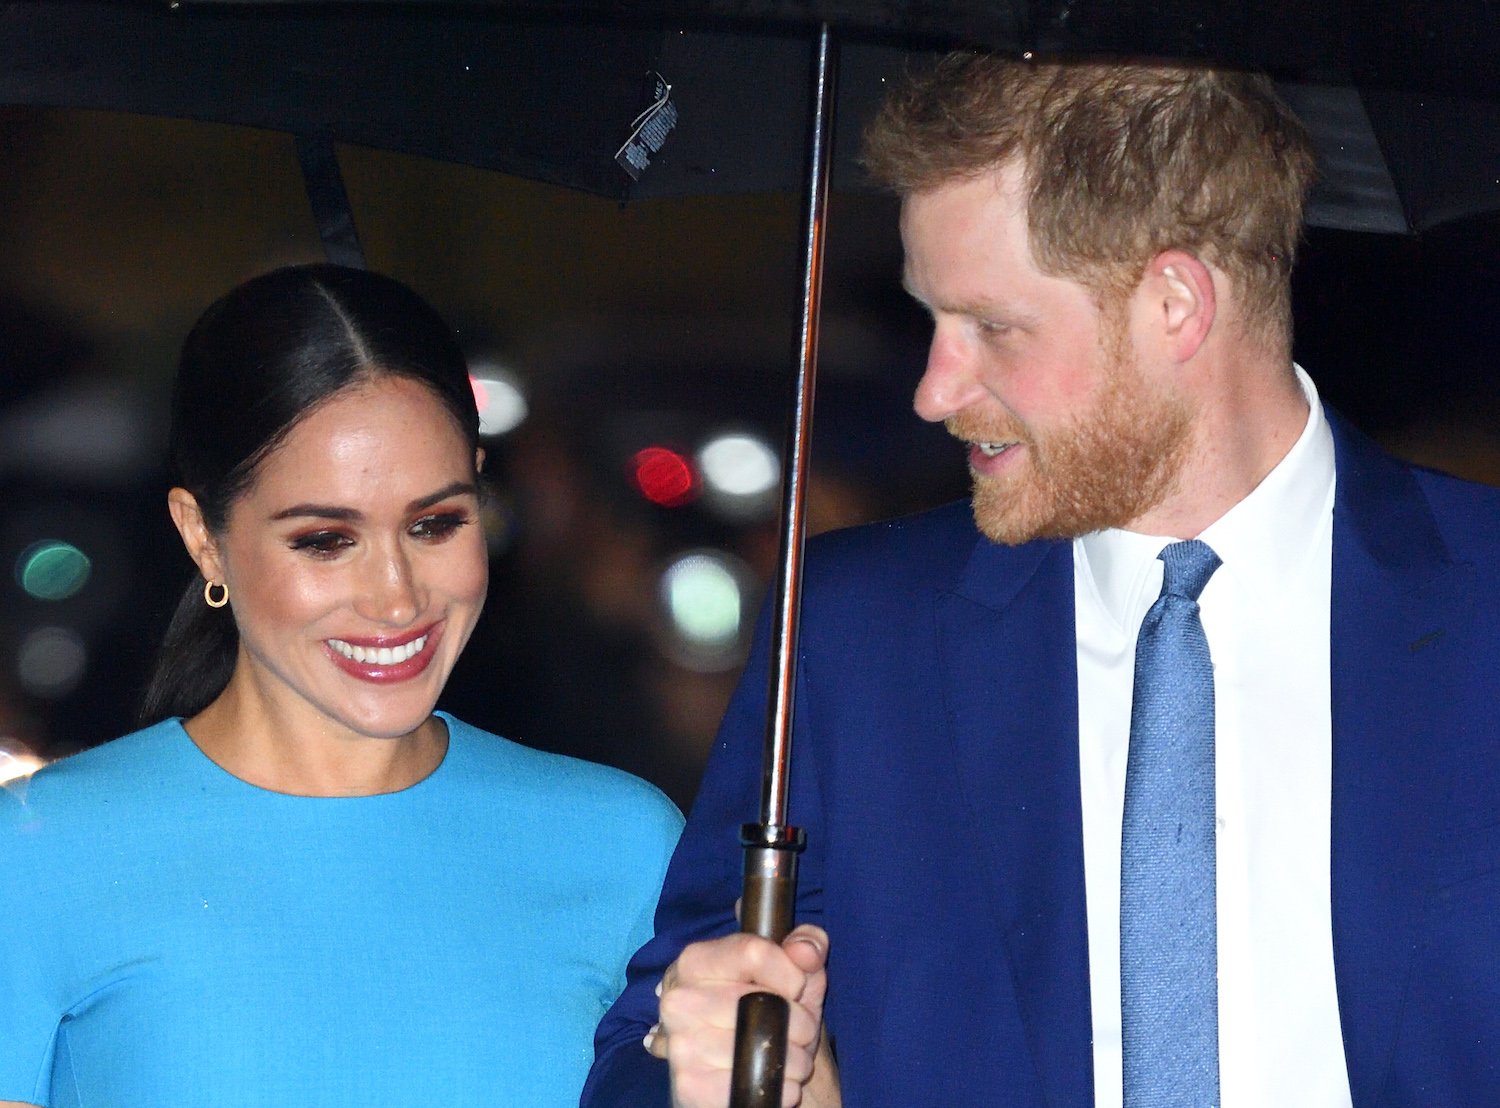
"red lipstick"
324,623,442,684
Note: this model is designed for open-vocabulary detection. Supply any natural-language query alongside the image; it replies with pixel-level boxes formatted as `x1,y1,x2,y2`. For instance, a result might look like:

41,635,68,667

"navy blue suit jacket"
584,414,1500,1106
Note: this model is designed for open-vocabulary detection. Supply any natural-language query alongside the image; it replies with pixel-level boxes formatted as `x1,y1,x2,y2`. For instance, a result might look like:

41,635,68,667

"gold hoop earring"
204,580,230,609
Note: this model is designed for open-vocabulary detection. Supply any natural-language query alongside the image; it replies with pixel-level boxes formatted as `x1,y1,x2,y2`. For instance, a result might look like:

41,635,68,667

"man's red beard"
950,334,1193,545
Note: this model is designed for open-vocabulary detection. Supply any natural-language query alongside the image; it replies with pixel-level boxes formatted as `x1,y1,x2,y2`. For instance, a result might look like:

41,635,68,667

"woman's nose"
358,546,421,625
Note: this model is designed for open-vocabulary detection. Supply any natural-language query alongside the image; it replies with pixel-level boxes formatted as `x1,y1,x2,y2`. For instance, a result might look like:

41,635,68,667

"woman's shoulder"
1,722,194,892
440,714,684,841
5,719,188,817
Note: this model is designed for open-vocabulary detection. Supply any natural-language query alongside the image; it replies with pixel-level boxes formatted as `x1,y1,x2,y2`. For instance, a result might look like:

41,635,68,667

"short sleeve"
0,782,61,1105
615,782,685,985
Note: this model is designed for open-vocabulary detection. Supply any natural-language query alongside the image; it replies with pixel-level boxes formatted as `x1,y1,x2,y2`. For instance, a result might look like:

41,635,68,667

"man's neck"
1129,357,1309,540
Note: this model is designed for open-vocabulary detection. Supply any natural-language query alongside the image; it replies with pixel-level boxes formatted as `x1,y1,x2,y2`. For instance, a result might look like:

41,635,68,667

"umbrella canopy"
2,0,1500,233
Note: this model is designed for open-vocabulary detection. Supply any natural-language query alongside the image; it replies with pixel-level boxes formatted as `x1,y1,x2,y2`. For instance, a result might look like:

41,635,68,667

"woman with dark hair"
0,265,682,1108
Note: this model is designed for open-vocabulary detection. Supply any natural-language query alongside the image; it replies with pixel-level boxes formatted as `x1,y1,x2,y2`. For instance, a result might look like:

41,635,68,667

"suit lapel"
936,536,1094,1107
1327,414,1476,1101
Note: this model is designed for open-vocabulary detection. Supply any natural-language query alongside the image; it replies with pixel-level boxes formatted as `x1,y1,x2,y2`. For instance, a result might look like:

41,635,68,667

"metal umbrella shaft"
729,21,836,1108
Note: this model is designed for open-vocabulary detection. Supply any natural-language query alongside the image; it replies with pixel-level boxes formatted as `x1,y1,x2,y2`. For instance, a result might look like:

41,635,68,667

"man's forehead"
899,168,1033,276
902,157,1025,202
898,162,1028,242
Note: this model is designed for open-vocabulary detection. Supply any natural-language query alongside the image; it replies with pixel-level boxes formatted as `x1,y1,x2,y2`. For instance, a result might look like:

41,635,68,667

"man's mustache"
946,411,1030,447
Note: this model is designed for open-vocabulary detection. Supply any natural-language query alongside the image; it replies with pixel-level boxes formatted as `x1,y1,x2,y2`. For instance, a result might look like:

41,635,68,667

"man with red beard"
585,56,1500,1108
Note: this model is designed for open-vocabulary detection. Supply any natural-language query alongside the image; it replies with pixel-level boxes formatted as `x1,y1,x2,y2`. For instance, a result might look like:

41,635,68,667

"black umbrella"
4,2,1499,1100
4,2,1500,233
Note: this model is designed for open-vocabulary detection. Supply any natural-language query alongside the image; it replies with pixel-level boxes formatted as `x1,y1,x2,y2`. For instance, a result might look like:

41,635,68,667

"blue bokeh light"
16,540,91,601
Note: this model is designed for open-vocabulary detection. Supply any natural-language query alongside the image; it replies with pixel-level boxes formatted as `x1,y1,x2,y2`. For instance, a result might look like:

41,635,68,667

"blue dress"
0,712,682,1107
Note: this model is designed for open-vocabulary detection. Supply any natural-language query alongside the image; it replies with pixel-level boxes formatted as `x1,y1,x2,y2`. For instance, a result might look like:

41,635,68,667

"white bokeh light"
697,430,780,522
0,744,45,786
17,626,87,699
470,367,528,437
699,432,778,496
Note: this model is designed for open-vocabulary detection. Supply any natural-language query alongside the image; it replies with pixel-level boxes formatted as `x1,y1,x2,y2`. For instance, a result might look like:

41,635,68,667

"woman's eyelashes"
285,511,474,558
288,529,355,557
408,510,473,542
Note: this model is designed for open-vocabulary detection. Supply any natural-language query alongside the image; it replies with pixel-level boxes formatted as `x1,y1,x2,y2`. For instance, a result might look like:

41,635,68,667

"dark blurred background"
3,105,1499,810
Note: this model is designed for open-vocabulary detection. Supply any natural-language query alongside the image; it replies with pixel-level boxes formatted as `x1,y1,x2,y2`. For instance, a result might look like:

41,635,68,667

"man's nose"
913,326,986,423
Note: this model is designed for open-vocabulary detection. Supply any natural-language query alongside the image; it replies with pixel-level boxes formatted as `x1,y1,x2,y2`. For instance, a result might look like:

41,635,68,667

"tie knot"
1158,539,1220,601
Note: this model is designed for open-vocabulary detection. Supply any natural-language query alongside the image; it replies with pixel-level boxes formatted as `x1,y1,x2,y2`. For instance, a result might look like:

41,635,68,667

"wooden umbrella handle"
729,828,803,1108
730,992,791,1108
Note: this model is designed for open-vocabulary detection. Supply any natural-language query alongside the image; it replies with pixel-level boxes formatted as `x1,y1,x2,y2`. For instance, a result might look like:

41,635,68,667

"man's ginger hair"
864,54,1317,355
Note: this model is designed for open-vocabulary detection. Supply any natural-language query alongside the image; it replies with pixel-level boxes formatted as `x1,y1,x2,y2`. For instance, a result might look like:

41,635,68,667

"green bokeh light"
17,541,92,601
665,554,742,646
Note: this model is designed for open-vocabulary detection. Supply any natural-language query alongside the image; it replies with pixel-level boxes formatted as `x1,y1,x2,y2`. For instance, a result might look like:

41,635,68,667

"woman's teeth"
328,634,427,665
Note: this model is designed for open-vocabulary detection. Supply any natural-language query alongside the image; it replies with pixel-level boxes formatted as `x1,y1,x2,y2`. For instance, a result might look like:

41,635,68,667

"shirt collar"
1077,366,1335,630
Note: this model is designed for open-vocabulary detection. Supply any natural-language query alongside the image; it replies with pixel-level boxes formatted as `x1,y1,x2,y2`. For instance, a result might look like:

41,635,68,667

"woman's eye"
289,531,354,557
409,511,472,541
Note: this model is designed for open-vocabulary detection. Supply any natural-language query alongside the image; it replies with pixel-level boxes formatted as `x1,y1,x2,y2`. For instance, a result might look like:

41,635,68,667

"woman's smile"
324,621,442,683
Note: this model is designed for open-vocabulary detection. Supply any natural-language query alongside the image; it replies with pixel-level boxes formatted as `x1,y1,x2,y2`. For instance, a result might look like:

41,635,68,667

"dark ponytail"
138,264,479,725
137,581,240,726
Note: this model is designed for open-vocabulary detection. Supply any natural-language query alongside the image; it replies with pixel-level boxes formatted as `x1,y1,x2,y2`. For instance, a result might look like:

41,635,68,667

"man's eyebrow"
269,482,478,522
900,272,988,317
901,283,1036,329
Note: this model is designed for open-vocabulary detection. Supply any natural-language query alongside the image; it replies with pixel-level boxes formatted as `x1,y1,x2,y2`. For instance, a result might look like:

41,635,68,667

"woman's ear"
167,488,225,584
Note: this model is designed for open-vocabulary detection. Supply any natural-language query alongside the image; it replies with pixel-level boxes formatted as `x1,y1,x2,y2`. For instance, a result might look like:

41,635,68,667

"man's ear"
1144,249,1217,363
167,488,225,584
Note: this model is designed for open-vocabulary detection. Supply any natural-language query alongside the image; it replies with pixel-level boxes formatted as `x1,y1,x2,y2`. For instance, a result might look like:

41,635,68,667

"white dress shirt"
1074,368,1354,1107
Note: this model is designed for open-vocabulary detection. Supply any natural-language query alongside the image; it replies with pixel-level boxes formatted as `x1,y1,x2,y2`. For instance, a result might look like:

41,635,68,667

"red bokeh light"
631,446,699,507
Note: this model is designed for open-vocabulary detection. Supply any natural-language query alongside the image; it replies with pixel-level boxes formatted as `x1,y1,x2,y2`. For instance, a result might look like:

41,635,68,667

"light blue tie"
1120,539,1222,1108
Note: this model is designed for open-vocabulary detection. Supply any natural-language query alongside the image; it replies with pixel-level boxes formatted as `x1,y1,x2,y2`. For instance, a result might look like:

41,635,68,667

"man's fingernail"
643,1025,658,1052
654,979,663,998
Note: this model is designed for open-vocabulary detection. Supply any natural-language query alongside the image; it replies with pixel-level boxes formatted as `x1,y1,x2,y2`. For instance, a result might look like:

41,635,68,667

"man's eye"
410,512,472,541
289,531,353,556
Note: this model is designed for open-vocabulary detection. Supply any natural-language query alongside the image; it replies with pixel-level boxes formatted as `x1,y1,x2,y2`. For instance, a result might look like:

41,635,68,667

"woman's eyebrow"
270,503,360,522
269,482,478,522
407,481,479,512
